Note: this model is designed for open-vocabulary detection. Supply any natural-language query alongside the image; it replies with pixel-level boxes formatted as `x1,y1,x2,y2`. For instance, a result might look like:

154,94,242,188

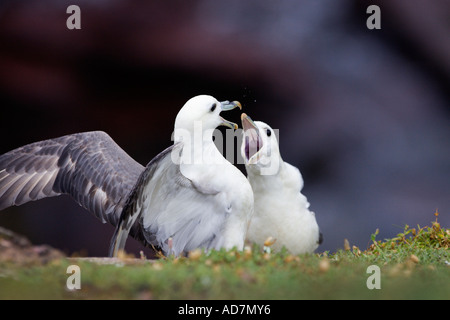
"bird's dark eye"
210,103,217,112
266,129,272,137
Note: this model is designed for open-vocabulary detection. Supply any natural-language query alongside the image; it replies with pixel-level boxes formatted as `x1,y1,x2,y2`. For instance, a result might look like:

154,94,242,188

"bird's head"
240,113,281,175
174,95,241,142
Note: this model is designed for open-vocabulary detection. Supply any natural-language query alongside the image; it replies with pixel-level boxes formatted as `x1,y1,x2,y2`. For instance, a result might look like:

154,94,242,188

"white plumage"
241,113,322,254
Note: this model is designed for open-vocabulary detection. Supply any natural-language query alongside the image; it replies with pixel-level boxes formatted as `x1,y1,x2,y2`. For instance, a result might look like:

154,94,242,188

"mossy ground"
0,212,449,300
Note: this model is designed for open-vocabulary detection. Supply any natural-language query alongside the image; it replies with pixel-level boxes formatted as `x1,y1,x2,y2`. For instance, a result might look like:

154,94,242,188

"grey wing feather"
0,131,144,226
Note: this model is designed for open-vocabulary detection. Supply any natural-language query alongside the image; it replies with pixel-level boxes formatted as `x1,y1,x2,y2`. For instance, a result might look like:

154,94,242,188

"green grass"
0,213,449,300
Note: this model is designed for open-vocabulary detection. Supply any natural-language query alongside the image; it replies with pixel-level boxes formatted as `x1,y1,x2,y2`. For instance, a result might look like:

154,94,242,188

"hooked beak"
221,100,242,111
219,100,242,130
241,113,263,163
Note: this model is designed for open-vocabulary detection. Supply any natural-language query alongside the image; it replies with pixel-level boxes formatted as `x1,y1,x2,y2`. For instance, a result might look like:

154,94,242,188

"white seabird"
0,95,254,258
240,113,322,254
110,95,254,257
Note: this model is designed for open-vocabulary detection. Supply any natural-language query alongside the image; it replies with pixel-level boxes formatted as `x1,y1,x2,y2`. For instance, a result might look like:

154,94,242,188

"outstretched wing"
0,131,144,226
110,143,229,257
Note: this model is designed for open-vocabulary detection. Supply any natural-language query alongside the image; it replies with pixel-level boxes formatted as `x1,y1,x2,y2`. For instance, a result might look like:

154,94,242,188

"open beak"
241,113,263,163
219,100,242,130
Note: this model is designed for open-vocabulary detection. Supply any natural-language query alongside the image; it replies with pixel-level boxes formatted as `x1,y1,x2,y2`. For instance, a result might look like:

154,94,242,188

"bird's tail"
108,220,130,257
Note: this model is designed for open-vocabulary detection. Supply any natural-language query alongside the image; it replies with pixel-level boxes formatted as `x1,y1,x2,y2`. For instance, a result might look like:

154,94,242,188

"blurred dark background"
0,0,448,256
